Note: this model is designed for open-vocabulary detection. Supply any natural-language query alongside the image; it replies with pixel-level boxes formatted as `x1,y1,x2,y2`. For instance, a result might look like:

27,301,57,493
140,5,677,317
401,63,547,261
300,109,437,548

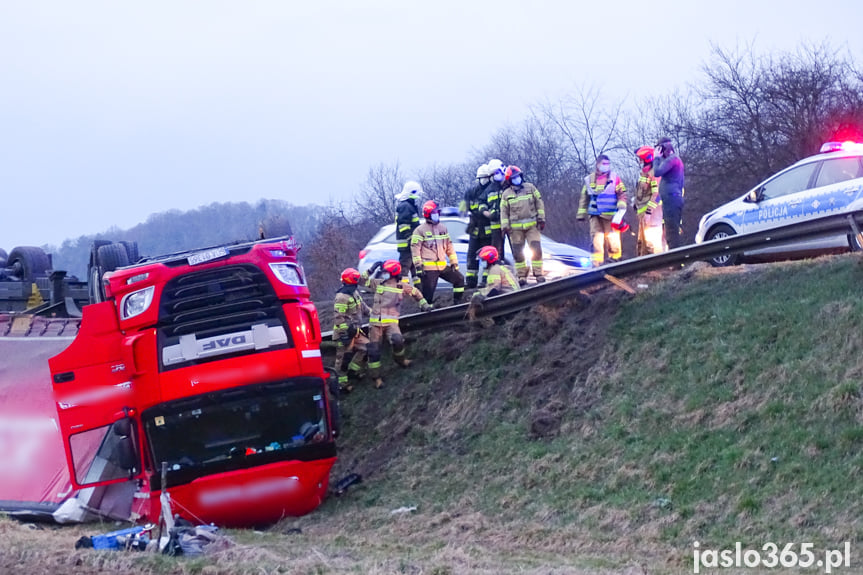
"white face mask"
380,272,391,281
597,162,611,174
430,212,440,224
511,176,523,186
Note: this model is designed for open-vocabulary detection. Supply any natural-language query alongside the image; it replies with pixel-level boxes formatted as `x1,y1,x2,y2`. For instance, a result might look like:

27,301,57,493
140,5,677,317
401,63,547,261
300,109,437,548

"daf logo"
202,335,247,351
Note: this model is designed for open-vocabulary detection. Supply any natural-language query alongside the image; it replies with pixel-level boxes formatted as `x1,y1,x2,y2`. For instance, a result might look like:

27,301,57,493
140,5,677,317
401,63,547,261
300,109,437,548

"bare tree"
354,162,404,227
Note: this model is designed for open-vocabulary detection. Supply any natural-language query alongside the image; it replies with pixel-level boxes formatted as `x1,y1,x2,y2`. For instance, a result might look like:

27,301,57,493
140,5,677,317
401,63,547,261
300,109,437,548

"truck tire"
97,243,130,273
0,248,7,268
7,246,50,281
119,241,140,264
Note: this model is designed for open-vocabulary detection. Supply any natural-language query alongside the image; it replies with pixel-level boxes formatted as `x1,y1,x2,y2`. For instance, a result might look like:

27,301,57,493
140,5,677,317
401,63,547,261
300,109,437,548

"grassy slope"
5,255,863,574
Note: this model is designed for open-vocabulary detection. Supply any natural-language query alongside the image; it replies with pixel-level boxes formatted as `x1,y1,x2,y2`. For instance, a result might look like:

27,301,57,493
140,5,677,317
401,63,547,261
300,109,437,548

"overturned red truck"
0,236,337,527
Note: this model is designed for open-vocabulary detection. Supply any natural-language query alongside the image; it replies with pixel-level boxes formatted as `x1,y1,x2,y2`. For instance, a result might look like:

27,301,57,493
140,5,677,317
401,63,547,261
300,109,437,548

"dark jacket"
466,183,491,235
484,181,504,228
653,153,685,200
395,198,421,251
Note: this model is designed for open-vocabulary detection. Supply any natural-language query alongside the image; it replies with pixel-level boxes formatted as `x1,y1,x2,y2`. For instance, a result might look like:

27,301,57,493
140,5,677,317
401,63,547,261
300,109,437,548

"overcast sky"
2,1,862,249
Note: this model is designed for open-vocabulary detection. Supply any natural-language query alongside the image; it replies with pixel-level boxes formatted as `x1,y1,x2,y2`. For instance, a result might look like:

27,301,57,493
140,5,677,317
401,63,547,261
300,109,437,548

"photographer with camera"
653,137,686,249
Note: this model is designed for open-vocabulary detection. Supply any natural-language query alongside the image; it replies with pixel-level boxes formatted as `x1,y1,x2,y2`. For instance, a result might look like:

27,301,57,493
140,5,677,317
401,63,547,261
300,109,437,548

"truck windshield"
143,378,332,490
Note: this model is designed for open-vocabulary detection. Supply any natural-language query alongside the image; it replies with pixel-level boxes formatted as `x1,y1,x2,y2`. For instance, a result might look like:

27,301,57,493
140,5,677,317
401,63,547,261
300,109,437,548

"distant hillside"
45,199,325,278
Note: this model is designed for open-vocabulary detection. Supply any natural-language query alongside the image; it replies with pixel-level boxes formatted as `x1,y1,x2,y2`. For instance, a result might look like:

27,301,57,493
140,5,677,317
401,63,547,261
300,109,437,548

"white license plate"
187,247,229,266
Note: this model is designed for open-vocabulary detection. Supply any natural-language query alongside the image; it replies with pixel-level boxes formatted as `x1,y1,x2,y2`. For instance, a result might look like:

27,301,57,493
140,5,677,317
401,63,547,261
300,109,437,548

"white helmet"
401,180,423,197
476,163,490,179
487,158,504,174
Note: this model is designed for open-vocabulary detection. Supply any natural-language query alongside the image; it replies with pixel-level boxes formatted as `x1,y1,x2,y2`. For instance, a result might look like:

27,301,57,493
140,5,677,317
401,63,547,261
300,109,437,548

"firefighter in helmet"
362,259,432,389
485,159,507,261
576,155,629,266
500,165,546,285
472,246,519,299
634,146,665,256
410,200,466,305
332,268,371,393
394,181,423,287
463,163,494,288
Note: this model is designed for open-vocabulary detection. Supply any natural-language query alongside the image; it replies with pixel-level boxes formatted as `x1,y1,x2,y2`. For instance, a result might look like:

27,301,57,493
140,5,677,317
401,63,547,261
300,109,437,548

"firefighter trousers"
589,216,621,266
507,227,543,280
334,333,369,387
398,249,419,287
367,323,407,379
420,266,465,305
636,214,665,257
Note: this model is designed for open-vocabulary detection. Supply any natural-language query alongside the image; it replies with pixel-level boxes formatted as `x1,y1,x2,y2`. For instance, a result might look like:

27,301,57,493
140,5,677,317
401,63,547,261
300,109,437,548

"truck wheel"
704,225,740,267
97,243,130,272
7,246,50,280
119,241,140,264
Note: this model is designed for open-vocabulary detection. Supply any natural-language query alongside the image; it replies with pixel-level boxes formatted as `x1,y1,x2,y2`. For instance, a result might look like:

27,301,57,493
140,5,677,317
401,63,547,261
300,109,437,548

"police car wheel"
848,232,863,252
705,224,739,267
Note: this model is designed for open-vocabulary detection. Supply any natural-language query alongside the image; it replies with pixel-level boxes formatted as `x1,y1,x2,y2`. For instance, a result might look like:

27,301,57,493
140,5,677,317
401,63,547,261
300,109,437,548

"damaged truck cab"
48,237,335,527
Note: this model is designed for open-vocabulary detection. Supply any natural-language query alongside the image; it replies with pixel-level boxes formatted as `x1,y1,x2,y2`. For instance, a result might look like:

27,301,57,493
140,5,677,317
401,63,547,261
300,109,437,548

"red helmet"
340,267,361,285
504,165,522,182
422,200,439,220
382,259,402,276
635,145,654,164
477,245,499,264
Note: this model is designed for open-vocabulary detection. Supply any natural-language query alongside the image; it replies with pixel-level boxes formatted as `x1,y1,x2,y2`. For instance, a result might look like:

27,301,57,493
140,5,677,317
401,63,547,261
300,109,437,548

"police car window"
815,158,863,188
760,163,817,199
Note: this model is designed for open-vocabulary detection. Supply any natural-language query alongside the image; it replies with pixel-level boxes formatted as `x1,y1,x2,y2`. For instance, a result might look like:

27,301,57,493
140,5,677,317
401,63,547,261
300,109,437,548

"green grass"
323,255,863,564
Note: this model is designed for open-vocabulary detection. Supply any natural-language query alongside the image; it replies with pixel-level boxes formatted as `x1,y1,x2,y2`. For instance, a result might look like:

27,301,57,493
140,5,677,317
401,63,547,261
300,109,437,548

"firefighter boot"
395,356,412,368
374,377,384,389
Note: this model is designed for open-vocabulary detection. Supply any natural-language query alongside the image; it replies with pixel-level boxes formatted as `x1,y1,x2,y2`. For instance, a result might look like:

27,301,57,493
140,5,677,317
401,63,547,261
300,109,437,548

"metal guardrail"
322,208,863,339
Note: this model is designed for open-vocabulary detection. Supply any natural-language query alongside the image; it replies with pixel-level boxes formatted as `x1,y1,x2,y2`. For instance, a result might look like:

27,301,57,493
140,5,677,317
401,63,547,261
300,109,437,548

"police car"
695,141,863,266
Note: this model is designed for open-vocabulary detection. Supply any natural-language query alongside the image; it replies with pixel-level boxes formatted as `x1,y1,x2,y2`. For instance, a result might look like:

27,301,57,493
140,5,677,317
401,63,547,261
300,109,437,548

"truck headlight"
269,263,305,286
121,286,154,320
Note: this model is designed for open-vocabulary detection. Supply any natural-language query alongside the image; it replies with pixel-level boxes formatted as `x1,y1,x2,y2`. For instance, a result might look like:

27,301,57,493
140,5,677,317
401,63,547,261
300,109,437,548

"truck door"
49,301,144,490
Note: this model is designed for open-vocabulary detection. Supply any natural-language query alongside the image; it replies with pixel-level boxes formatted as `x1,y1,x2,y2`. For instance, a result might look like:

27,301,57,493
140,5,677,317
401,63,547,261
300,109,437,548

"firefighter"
500,165,546,285
395,181,423,287
485,159,506,261
472,246,519,299
362,259,432,389
576,155,628,266
411,200,466,305
634,145,665,256
464,163,494,288
332,268,371,393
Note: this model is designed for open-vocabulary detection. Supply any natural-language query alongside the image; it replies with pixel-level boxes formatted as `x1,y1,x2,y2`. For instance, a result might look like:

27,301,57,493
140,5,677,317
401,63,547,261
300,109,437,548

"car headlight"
270,263,305,286
121,286,155,320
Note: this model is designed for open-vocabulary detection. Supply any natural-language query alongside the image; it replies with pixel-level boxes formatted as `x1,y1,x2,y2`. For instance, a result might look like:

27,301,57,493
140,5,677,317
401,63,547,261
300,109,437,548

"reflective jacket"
332,285,370,339
362,272,429,324
635,167,663,227
465,183,491,237
479,262,519,297
485,181,504,229
578,172,627,219
395,197,421,252
410,221,458,271
500,182,545,231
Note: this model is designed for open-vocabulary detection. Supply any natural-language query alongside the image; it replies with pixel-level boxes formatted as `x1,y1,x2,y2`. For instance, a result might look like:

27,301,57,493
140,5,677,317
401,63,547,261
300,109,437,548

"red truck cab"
49,237,336,527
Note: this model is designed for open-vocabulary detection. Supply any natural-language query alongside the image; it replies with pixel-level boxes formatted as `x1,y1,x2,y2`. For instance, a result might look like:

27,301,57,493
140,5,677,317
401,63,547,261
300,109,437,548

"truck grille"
157,264,292,369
